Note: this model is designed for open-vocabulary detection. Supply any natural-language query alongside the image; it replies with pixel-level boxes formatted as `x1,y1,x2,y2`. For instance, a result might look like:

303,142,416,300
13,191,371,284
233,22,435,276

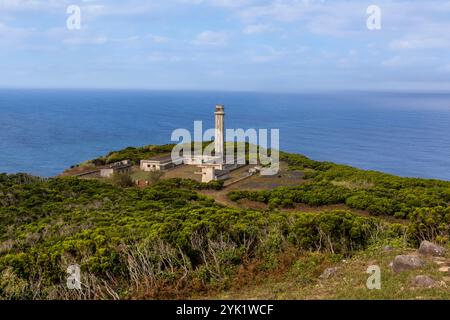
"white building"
140,155,182,172
197,164,230,183
139,105,232,183
100,160,132,178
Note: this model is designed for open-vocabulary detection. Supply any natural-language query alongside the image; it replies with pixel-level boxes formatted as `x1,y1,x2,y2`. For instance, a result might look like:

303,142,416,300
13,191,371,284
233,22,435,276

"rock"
411,275,438,288
392,255,425,273
418,241,445,257
383,245,394,252
433,257,446,262
319,267,339,279
438,266,449,273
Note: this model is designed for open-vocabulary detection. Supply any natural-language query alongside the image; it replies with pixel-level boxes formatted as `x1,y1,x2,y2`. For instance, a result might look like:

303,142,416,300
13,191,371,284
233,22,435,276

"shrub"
146,171,165,185
408,206,450,244
111,172,134,188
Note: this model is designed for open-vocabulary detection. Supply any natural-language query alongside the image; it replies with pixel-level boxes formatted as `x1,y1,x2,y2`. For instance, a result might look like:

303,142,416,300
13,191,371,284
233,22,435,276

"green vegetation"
0,172,397,299
111,172,135,188
91,144,175,166
0,147,449,300
211,246,450,300
408,206,450,245
146,171,165,185
229,152,450,244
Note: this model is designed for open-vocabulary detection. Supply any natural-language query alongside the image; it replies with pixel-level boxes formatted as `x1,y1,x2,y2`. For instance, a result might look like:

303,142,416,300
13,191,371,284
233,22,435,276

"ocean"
1,89,450,180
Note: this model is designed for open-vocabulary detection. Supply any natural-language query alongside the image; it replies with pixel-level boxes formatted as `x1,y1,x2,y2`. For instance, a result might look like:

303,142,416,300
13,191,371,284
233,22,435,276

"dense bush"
229,152,450,220
111,172,135,187
408,206,450,244
287,211,377,253
230,183,350,208
91,144,175,165
1,147,449,299
157,178,224,191
0,174,388,299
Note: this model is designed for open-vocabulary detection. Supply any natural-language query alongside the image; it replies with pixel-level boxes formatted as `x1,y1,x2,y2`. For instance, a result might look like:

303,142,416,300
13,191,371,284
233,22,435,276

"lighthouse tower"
214,105,225,161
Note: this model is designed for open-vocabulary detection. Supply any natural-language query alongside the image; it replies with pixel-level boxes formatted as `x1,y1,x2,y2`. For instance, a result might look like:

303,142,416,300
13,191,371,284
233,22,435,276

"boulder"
319,267,339,279
411,275,438,288
392,255,425,273
438,266,449,273
418,241,445,257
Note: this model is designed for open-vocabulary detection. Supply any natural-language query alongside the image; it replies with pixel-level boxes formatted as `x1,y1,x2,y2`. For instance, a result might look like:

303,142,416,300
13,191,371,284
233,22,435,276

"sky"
1,0,450,92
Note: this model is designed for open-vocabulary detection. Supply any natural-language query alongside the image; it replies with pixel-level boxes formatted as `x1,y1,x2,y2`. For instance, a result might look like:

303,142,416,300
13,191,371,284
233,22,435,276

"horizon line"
1,87,450,95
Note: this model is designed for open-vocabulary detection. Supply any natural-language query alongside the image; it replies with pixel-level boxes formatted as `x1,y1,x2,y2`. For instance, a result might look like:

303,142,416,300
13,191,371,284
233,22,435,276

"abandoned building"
100,160,132,178
140,155,182,172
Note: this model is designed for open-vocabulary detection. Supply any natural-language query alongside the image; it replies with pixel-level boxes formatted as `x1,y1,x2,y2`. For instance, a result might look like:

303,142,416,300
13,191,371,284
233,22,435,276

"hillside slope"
0,146,449,300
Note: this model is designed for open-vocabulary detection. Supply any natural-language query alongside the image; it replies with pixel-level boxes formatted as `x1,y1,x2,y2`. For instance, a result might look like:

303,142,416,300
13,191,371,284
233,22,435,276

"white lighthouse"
214,104,225,161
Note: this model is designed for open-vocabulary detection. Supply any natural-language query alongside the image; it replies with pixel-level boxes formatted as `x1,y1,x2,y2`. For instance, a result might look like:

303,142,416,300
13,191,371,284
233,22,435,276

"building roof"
215,169,229,177
103,161,132,170
143,154,179,164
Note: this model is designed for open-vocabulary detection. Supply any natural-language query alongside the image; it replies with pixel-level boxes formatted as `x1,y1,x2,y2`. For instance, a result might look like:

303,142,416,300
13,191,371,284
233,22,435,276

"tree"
146,171,165,185
111,172,134,187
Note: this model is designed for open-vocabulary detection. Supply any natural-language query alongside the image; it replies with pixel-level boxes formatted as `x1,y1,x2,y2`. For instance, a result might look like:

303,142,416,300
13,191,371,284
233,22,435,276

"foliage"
111,172,135,188
91,144,175,166
408,206,450,245
146,171,165,185
0,173,387,299
229,152,450,224
157,178,224,191
1,146,449,299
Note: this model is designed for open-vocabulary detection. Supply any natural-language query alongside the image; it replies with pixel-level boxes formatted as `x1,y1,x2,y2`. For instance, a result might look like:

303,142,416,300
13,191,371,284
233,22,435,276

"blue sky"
1,0,450,92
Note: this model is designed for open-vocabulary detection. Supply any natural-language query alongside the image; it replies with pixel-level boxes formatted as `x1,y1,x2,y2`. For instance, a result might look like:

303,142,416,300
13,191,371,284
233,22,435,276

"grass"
207,244,450,300
331,180,375,190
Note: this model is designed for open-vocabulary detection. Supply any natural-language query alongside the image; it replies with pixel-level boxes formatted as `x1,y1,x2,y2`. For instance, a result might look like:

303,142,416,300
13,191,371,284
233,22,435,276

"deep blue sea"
1,89,450,180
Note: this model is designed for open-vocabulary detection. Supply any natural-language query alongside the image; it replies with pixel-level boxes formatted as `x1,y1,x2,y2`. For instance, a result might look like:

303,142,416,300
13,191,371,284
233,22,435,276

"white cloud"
2,0,450,91
80,1,161,18
0,0,163,17
243,24,274,35
180,0,256,8
148,53,183,62
381,55,439,69
237,0,330,23
390,38,450,50
146,34,169,44
248,45,309,63
0,22,34,47
0,0,72,13
192,31,228,46
62,36,108,45
382,56,411,68
46,27,108,46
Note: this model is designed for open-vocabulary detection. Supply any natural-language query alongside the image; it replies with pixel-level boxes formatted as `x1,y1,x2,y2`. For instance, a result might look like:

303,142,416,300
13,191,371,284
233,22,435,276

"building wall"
141,162,161,172
101,167,131,178
100,169,114,178
140,160,176,172
201,167,216,183
119,167,131,174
